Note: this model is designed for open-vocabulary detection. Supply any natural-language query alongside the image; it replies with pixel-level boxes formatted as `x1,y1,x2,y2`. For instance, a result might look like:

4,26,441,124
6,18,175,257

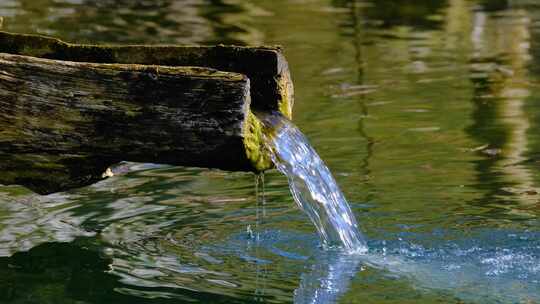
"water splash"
259,113,367,252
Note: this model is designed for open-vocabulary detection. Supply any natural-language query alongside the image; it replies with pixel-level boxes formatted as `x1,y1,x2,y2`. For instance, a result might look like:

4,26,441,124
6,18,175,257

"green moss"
0,184,35,197
243,111,272,172
276,71,294,119
243,54,293,171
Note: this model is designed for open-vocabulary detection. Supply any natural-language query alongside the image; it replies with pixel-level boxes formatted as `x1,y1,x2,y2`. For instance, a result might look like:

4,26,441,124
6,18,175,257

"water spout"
259,113,367,252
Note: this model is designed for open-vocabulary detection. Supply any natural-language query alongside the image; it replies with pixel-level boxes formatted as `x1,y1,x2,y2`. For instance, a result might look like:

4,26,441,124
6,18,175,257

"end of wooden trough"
0,31,294,194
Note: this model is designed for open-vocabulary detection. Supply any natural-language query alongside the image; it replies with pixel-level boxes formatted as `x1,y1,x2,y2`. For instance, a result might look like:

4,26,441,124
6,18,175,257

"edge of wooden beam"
0,31,294,118
0,33,293,193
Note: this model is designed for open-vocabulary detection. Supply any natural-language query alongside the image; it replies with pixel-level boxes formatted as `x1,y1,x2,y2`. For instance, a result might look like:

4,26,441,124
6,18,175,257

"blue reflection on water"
218,228,540,304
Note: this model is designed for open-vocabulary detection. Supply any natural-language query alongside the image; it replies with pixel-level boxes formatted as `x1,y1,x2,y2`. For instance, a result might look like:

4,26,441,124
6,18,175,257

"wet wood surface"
0,32,294,194
0,53,254,193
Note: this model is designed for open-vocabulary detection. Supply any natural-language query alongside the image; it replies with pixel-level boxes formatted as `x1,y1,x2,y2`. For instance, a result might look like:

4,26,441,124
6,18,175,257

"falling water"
259,113,367,252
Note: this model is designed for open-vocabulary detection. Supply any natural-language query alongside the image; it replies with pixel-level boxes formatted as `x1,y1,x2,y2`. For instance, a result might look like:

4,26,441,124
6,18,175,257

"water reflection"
0,0,264,44
0,240,245,303
318,0,540,228
0,189,96,256
333,0,447,30
294,251,362,304
293,231,540,304
0,164,295,302
2,165,538,304
466,2,539,219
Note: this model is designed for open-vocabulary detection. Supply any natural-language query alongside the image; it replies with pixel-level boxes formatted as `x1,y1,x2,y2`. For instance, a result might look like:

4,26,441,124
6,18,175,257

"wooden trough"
0,31,294,194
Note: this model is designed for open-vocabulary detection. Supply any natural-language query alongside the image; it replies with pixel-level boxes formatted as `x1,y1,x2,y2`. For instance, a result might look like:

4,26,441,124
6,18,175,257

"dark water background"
1,0,540,303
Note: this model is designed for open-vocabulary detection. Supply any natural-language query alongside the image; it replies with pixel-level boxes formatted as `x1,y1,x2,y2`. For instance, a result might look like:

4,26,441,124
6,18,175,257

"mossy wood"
0,31,294,194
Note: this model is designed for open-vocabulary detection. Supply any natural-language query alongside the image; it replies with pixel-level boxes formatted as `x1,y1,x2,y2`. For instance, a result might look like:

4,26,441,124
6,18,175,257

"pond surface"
1,0,540,303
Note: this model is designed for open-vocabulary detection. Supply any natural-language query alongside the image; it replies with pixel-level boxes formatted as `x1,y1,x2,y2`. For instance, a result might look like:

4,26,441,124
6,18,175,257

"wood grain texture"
0,31,294,194
0,31,294,117
0,52,260,194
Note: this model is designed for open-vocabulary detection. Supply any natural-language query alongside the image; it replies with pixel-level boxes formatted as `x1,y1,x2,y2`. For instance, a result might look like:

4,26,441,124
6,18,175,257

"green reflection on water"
1,0,539,303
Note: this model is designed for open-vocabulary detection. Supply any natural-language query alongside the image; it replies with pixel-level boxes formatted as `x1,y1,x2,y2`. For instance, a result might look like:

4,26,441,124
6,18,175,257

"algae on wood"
0,32,294,194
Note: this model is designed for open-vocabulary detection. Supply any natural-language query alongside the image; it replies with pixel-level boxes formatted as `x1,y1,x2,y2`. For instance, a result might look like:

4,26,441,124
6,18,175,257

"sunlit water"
1,0,540,303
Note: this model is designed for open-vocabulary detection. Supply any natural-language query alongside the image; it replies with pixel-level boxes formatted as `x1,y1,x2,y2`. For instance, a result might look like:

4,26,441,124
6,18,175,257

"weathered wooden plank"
0,31,293,117
0,31,295,194
0,52,272,194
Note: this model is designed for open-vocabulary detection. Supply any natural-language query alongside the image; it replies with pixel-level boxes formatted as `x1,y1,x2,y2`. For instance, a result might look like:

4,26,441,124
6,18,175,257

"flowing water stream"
260,113,367,252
